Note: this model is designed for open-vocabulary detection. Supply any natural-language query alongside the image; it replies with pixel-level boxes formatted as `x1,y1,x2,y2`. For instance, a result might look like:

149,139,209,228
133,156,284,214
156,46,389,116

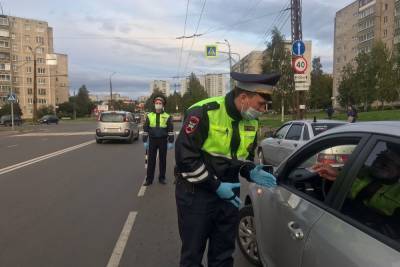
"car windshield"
311,123,345,136
100,113,125,122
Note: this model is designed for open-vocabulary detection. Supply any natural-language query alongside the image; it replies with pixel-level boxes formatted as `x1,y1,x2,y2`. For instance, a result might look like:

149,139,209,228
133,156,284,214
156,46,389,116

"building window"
28,98,33,104
0,40,9,48
38,78,46,85
11,33,15,39
384,29,388,37
26,66,32,73
36,36,44,45
36,27,45,33
384,16,388,24
38,88,46,95
0,74,11,81
36,47,45,54
12,44,17,51
12,65,18,72
385,3,388,11
37,68,45,74
12,77,18,83
37,58,45,64
0,63,10,70
27,77,33,84
0,17,9,26
12,55,18,62
27,88,33,95
0,29,9,37
26,56,31,62
24,24,31,31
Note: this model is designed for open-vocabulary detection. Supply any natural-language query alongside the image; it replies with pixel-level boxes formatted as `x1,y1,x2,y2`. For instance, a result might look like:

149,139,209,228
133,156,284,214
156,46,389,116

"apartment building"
0,15,70,118
180,73,226,97
150,80,170,96
232,51,263,74
333,0,398,107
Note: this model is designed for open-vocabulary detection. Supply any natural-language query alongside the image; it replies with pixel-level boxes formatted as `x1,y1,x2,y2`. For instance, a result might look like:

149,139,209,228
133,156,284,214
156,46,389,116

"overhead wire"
182,0,207,77
176,0,190,79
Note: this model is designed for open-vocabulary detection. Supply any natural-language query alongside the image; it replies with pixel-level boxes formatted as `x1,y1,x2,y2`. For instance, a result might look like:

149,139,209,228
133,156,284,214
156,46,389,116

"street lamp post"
217,39,235,90
27,46,41,122
109,72,116,111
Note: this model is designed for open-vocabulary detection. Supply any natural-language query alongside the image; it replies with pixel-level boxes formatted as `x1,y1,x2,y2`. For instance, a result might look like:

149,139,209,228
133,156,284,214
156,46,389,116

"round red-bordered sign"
293,56,308,74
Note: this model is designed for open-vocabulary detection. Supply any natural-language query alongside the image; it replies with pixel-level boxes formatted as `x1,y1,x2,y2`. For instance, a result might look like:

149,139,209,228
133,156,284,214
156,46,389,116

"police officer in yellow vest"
143,96,174,186
174,72,280,267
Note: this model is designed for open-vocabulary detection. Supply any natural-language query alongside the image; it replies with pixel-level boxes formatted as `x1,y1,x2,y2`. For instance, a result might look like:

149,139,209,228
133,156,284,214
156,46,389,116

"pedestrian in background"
326,105,334,120
347,105,358,123
142,96,174,186
174,72,280,267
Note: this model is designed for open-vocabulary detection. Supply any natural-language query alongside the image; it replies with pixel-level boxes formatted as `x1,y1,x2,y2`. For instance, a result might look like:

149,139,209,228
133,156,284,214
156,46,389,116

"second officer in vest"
175,72,281,267
143,96,174,186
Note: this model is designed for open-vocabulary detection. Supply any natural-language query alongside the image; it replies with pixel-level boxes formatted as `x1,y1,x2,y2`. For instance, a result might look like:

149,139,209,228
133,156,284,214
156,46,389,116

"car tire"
96,138,103,144
237,205,262,267
134,131,139,141
128,134,134,144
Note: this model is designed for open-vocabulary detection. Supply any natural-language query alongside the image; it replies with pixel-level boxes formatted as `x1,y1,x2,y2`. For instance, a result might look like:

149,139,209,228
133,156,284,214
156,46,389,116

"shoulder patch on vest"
185,116,200,134
203,101,220,111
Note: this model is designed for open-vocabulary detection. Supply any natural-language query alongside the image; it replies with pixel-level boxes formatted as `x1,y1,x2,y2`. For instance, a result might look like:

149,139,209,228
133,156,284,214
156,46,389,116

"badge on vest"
244,125,256,131
185,116,200,134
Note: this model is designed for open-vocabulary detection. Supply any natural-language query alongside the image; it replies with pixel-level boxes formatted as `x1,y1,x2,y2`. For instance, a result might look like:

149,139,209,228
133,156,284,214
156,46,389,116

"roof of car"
287,119,346,124
101,111,129,114
316,121,400,138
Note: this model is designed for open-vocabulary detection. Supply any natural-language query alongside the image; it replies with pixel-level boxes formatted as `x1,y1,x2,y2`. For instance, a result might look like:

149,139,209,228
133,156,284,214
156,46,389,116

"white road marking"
137,180,147,197
7,144,18,148
14,132,94,137
0,140,95,176
106,211,138,267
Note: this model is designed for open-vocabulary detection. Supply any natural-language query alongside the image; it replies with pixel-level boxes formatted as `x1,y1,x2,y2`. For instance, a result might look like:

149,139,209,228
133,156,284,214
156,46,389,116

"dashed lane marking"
14,132,94,137
137,180,147,197
106,211,138,267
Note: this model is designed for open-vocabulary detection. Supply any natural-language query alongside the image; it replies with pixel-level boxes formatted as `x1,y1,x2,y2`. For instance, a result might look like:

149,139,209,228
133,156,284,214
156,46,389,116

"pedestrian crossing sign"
7,94,16,102
205,45,218,58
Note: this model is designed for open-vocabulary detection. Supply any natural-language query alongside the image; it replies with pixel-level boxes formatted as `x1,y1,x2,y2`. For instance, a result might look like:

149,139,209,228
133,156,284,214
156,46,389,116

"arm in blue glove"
250,165,277,188
216,182,242,208
167,142,174,150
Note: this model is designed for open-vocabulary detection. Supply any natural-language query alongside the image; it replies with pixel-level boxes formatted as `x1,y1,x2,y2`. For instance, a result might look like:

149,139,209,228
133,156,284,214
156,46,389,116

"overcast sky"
5,0,354,98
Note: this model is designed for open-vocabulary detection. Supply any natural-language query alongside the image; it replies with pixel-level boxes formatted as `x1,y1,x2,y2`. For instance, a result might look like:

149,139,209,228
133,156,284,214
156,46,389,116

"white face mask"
155,103,163,111
240,98,263,120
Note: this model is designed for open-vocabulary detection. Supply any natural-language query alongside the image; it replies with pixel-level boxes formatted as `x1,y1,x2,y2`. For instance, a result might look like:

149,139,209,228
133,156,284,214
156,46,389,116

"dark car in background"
0,114,23,126
39,115,59,124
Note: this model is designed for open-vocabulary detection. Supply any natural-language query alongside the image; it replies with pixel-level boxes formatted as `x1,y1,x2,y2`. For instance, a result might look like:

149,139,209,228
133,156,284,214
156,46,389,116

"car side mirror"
266,130,275,138
261,165,274,174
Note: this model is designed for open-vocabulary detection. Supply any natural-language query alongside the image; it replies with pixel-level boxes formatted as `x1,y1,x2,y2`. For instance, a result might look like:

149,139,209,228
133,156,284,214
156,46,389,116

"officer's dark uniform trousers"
147,137,167,182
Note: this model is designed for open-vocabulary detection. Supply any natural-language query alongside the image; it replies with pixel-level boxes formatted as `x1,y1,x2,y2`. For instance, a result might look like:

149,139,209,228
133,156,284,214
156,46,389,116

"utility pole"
73,89,76,120
217,39,234,90
109,72,116,111
291,0,304,120
33,52,38,122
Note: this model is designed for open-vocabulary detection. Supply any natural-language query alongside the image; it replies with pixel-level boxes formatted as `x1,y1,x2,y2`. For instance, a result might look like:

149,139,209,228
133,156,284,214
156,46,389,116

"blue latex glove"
167,143,174,150
250,165,277,188
144,142,149,150
216,182,242,208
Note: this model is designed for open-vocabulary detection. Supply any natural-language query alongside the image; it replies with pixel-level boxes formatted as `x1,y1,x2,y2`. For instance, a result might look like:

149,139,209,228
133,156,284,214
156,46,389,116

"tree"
262,27,294,113
0,102,23,117
182,73,208,110
37,105,55,118
309,57,332,109
75,85,95,117
393,43,400,103
337,63,358,107
57,101,73,118
354,51,376,111
165,91,183,113
371,41,397,109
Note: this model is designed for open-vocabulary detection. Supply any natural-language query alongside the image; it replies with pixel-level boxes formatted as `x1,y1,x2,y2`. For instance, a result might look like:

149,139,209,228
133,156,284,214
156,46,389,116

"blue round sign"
292,40,305,56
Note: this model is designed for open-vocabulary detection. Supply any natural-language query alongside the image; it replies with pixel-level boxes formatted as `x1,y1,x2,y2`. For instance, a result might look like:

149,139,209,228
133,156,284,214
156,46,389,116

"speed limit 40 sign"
293,56,308,74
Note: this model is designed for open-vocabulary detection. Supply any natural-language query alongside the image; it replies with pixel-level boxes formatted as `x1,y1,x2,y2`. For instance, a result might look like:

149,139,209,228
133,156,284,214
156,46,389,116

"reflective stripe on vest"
148,112,169,128
190,96,258,161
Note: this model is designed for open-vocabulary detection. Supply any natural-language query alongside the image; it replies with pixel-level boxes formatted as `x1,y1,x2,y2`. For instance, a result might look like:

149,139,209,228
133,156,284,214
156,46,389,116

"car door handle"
288,221,304,241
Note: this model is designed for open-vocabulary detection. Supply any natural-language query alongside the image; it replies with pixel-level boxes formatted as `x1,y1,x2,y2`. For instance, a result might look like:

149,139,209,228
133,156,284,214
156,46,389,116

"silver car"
95,111,139,144
238,121,400,267
259,120,346,166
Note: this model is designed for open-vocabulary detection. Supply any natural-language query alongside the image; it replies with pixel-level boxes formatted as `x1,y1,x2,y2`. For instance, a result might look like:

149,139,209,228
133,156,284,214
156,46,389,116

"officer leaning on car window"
142,95,174,186
174,72,281,267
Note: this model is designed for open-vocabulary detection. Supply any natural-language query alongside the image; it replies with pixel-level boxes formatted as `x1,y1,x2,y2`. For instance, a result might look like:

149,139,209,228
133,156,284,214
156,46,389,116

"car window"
275,124,291,139
311,123,345,136
282,141,358,202
340,140,400,245
100,113,125,122
303,125,310,141
285,124,303,141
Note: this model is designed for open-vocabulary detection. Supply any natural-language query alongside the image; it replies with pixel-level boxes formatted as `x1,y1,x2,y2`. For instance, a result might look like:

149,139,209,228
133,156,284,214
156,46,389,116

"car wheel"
237,205,262,267
134,130,139,141
128,134,134,144
96,138,103,144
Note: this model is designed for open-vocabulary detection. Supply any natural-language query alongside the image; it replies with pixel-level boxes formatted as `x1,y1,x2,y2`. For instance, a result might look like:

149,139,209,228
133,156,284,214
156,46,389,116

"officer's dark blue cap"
231,72,281,95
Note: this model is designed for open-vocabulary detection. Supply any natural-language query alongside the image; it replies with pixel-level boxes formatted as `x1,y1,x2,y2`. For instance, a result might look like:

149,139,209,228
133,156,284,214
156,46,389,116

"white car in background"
258,120,347,167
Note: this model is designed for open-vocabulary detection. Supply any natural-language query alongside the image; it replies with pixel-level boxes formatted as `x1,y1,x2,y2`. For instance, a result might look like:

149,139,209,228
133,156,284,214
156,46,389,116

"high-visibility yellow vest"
147,112,170,128
190,96,258,161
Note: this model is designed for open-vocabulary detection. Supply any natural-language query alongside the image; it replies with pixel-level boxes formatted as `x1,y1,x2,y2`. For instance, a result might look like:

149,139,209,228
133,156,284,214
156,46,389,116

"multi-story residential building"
150,80,170,96
333,0,398,107
232,51,263,74
0,15,70,118
180,73,226,97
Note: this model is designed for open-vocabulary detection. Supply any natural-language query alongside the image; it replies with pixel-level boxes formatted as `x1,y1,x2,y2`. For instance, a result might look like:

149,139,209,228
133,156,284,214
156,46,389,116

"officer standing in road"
143,95,174,186
174,72,280,267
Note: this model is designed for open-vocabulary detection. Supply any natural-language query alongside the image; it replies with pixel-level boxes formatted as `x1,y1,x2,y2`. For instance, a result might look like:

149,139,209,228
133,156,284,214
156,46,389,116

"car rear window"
311,123,344,136
100,113,125,122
